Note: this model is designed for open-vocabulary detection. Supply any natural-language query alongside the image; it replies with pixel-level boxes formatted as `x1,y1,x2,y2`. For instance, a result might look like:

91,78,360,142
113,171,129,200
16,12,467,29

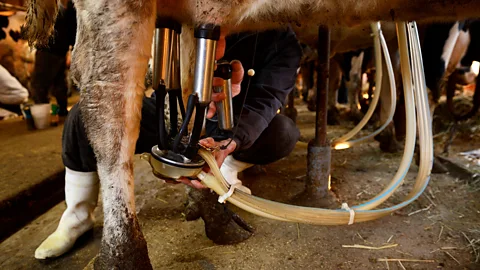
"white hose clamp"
341,203,355,225
218,183,240,204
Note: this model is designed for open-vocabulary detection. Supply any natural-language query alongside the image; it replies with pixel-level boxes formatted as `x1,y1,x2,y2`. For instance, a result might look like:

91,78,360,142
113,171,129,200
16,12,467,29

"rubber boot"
35,168,99,259
220,155,253,194
184,187,254,245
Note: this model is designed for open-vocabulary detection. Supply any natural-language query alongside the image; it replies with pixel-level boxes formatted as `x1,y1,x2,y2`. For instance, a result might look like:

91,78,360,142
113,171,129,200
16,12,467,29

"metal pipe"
214,61,234,130
193,39,217,103
152,17,182,150
153,28,173,90
214,79,234,130
169,32,181,90
303,25,332,201
193,24,220,104
314,26,330,146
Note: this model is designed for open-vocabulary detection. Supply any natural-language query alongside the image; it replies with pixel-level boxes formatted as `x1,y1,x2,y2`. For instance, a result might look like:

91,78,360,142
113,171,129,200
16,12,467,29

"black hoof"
431,157,449,174
327,107,341,125
349,109,364,124
205,210,254,245
375,127,402,153
94,217,152,270
379,138,402,153
184,195,201,221
185,188,254,245
307,100,316,112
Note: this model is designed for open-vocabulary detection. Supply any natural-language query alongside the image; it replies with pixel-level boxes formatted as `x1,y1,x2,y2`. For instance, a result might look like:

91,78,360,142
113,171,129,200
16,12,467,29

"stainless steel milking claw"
147,19,221,180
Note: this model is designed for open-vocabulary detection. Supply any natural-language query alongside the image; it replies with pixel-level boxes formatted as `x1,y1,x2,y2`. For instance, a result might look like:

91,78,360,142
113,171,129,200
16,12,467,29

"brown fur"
70,0,156,268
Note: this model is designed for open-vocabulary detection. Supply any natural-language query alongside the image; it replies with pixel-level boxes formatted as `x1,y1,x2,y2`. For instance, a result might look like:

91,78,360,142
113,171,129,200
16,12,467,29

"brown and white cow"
22,0,480,268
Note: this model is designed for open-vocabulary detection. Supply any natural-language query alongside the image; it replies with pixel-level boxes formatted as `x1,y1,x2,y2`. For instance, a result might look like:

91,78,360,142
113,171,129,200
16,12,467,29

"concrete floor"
0,118,65,241
0,94,80,241
2,101,480,269
0,118,63,203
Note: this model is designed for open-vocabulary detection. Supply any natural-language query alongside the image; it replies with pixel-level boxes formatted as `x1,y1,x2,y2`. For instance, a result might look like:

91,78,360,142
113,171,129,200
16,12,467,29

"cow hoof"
307,100,316,112
205,211,254,245
94,243,152,270
379,138,402,153
327,107,341,125
431,158,449,174
94,239,152,270
375,127,402,153
185,187,254,245
184,196,201,221
349,109,364,124
94,218,152,270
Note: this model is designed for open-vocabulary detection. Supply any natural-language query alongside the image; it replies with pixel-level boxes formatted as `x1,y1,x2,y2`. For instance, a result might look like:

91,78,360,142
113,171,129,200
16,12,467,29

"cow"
0,11,33,91
440,20,480,121
22,0,480,268
301,19,480,154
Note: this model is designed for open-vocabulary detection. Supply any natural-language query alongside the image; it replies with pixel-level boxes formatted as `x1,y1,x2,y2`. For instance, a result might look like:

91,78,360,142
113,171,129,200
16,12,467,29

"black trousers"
31,51,68,115
62,96,300,172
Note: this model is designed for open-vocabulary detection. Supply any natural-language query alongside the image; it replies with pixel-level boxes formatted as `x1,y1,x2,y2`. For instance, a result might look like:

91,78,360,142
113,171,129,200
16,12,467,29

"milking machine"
145,18,235,180
144,19,434,225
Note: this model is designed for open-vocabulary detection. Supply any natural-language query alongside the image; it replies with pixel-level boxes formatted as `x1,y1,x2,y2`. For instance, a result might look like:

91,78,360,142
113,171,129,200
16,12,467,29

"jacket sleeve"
0,65,28,105
233,30,302,151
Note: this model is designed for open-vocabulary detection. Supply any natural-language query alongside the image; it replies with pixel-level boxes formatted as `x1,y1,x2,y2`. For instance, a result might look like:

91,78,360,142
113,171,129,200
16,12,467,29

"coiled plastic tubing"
195,22,433,225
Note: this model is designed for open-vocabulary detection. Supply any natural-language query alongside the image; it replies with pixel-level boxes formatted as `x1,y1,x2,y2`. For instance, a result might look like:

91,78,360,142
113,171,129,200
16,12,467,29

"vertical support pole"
305,25,331,200
314,26,330,146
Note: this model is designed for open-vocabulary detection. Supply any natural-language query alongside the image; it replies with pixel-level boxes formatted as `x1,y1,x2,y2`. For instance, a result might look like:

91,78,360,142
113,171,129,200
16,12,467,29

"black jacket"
220,28,302,151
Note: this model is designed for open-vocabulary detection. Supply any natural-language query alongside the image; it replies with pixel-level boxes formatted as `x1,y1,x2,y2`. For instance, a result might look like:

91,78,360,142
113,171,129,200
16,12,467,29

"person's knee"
269,114,300,156
232,114,300,165
61,103,93,171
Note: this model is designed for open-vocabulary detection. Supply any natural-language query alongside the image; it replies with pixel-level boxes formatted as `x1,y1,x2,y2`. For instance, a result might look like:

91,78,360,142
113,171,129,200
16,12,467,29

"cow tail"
21,0,61,47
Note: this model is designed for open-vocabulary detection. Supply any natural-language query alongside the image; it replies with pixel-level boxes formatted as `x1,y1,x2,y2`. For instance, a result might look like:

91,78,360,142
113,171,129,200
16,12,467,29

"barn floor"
1,100,480,270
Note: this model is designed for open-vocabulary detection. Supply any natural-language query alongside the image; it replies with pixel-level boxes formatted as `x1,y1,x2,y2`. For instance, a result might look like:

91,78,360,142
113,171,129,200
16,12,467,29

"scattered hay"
342,244,398,250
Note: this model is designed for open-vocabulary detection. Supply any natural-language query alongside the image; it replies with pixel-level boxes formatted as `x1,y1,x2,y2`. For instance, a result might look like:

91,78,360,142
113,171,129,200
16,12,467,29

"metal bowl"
144,145,205,180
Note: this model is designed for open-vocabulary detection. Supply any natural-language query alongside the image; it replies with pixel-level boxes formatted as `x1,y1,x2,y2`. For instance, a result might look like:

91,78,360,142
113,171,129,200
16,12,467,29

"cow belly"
155,0,480,34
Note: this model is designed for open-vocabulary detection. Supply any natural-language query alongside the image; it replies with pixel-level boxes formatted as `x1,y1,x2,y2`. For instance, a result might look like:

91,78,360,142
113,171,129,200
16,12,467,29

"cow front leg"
71,0,155,269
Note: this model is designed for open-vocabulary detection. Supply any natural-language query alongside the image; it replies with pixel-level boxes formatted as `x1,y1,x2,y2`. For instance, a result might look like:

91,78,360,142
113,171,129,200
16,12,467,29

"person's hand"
176,137,237,189
173,31,240,189
199,137,237,168
207,30,244,119
208,60,244,118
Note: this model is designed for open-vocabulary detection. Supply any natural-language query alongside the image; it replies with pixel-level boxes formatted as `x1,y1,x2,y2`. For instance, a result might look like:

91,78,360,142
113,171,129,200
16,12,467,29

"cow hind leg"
71,0,155,269
327,59,341,125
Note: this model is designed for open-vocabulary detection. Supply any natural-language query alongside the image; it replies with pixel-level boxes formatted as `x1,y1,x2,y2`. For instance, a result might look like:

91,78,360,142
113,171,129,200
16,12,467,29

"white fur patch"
441,22,460,70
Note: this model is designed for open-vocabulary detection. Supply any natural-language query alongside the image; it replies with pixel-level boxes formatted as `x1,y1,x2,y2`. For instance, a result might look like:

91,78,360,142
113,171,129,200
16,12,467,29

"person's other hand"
208,60,244,118
176,137,237,189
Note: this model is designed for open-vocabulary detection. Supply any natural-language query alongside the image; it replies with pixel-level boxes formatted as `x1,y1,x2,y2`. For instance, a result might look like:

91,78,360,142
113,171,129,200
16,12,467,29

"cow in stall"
22,0,480,268
0,11,34,90
426,19,480,122
295,22,396,122
301,19,480,155
369,20,480,168
340,20,480,169
297,23,405,152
